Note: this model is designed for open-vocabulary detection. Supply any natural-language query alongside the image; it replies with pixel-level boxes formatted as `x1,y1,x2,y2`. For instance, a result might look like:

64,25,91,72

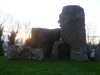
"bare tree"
0,10,12,55
23,21,32,46
11,21,32,46
23,21,32,38
25,22,32,46
86,24,98,44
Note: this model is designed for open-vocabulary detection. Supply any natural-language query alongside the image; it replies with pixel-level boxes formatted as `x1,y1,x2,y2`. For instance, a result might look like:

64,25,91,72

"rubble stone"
6,45,22,59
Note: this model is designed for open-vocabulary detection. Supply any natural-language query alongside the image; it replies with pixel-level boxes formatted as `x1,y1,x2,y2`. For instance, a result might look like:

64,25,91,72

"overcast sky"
0,0,100,36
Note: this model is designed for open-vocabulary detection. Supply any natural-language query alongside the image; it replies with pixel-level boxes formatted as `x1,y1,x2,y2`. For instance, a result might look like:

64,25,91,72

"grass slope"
0,56,100,75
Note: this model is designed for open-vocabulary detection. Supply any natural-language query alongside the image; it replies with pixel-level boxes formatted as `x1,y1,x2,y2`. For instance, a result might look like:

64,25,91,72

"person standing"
90,49,95,61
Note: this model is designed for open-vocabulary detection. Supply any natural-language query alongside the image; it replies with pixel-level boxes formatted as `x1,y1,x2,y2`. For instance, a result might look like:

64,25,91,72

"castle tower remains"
58,5,88,61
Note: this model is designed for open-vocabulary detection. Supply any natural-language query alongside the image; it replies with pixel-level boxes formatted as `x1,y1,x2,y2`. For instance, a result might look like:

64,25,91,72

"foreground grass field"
0,56,100,75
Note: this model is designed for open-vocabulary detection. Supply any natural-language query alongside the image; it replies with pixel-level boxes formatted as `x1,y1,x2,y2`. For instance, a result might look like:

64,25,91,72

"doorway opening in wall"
58,43,71,59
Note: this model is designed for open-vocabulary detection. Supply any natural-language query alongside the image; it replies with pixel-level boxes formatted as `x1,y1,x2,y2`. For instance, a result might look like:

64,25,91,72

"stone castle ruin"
31,5,88,61
52,5,88,61
6,5,88,61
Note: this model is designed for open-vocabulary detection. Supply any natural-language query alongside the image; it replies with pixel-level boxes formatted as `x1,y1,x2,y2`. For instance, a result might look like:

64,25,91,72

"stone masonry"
58,5,88,61
31,28,60,58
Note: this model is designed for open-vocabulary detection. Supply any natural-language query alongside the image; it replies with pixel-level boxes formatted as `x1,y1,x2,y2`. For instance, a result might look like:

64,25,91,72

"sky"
0,0,100,36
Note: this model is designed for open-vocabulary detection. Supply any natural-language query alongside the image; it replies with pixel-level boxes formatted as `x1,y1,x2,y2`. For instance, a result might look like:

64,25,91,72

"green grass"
0,56,100,75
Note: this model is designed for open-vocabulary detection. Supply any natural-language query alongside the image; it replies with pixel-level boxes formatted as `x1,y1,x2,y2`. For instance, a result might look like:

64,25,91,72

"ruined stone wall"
31,28,60,57
31,28,50,47
58,5,88,61
49,29,60,56
31,28,50,57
